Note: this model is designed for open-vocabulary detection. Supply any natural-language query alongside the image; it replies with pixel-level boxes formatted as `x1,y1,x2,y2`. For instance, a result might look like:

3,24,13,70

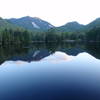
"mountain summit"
54,21,85,32
86,18,100,30
0,16,100,32
7,16,54,31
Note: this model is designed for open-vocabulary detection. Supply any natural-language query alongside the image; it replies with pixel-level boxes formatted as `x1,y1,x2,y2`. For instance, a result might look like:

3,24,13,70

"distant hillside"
0,16,100,45
85,18,100,30
51,18,100,33
53,21,85,32
7,16,54,31
0,16,100,33
0,17,15,29
0,17,25,31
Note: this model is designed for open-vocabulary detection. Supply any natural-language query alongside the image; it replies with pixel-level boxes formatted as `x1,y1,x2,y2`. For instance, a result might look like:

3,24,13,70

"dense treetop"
0,16,100,45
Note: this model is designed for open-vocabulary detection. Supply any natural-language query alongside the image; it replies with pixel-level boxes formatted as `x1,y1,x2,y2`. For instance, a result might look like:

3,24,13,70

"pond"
0,42,100,100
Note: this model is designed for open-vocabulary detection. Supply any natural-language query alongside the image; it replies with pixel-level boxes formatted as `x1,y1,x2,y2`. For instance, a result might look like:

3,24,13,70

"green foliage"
86,27,100,42
0,28,32,45
0,17,100,45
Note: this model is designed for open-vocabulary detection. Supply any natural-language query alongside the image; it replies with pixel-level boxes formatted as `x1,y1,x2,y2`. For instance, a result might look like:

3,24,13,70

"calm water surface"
0,43,100,100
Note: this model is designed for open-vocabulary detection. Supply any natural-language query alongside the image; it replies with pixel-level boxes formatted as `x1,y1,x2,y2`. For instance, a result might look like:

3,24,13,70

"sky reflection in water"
0,51,100,100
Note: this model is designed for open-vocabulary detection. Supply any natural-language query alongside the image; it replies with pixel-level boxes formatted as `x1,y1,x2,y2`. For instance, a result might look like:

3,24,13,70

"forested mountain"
7,16,54,31
2,16,100,33
85,18,100,30
54,21,85,32
0,16,100,45
51,18,100,32
0,17,17,29
86,27,100,42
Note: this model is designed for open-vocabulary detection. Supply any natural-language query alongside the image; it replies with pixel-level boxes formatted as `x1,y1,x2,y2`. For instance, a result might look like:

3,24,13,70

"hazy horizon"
0,0,100,26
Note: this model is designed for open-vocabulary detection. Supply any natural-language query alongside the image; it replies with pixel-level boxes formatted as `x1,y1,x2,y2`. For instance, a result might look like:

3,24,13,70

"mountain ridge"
7,16,54,31
0,16,100,32
54,21,85,32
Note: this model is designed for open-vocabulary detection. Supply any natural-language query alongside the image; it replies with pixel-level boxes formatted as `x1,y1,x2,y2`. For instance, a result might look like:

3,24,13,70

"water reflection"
41,51,74,62
0,42,100,64
0,51,100,100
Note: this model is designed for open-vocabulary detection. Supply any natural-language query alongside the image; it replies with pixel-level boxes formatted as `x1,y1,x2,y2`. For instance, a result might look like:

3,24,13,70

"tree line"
0,27,100,45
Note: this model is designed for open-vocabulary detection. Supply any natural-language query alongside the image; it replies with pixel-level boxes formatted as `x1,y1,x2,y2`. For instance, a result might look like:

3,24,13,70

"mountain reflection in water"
0,43,100,100
0,50,100,100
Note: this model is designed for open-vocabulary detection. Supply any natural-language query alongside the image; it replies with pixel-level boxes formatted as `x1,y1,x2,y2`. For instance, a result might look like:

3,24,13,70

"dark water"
0,43,100,100
0,42,100,64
